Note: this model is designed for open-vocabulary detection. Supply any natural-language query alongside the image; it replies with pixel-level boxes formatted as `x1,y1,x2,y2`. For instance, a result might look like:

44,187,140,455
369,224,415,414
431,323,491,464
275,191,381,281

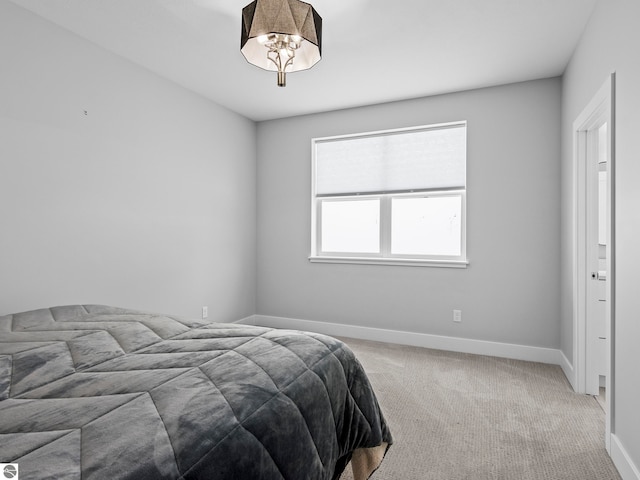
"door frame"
572,73,615,452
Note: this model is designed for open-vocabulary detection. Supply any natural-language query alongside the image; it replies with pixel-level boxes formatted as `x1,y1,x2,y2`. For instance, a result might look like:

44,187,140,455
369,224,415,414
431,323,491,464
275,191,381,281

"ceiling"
10,0,597,121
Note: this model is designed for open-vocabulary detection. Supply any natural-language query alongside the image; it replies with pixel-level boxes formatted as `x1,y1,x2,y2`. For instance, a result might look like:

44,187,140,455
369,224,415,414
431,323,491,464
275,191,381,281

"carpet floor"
339,337,621,480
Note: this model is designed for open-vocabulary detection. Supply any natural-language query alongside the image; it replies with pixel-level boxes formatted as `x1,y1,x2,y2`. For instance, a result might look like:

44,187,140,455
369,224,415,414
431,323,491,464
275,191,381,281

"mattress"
0,305,391,479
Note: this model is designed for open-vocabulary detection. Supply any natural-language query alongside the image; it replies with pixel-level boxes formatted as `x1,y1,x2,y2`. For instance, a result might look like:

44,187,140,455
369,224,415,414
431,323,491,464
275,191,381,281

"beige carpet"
339,337,621,480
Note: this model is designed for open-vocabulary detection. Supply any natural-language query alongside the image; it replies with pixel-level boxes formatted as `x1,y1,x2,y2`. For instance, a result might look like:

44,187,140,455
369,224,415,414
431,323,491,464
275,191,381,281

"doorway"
573,74,615,452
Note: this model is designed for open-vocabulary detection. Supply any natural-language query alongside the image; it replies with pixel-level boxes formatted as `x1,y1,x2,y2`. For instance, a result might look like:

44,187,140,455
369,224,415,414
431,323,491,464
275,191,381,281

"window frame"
310,122,469,268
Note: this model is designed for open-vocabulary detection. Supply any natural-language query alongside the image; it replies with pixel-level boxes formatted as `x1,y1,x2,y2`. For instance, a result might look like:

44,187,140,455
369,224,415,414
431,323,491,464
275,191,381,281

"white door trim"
572,73,615,452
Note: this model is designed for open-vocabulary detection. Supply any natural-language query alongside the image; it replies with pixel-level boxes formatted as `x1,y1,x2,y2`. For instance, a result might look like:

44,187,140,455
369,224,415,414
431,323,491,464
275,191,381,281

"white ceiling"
9,0,597,121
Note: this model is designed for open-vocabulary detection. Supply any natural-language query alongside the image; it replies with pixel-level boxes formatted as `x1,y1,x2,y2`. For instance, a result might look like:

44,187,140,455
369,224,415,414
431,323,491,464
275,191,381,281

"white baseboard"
559,351,576,390
240,314,563,366
232,314,256,325
611,434,640,480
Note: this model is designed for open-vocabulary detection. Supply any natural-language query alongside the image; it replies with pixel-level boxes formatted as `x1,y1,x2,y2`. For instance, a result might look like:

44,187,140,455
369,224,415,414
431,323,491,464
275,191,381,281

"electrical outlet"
202,306,208,319
453,309,462,323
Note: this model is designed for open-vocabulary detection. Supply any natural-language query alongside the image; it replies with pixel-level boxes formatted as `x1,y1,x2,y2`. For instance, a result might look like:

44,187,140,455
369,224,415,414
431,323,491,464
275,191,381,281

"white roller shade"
314,123,466,196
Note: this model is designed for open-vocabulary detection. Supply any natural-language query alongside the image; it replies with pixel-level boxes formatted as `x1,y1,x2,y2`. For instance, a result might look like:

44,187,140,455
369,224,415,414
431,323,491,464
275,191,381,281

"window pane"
391,196,461,256
321,199,380,253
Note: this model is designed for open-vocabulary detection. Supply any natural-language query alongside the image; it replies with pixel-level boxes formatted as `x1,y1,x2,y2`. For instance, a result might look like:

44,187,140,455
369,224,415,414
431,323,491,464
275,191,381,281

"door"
573,73,615,452
585,121,608,395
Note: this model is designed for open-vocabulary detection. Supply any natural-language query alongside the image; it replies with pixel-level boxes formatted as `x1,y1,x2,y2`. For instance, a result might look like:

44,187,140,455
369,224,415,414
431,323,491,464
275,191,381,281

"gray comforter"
0,305,391,479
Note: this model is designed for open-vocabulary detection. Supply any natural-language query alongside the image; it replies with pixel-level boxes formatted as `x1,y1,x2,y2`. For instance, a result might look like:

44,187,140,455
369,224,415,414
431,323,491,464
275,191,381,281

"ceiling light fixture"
241,0,322,87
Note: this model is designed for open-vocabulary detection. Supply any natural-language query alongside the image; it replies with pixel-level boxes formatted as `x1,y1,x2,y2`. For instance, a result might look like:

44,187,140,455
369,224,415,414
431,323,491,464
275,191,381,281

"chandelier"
241,0,322,87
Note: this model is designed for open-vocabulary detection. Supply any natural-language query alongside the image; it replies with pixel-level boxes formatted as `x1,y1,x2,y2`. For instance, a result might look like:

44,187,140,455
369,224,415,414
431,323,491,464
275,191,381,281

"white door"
573,74,615,452
585,122,608,395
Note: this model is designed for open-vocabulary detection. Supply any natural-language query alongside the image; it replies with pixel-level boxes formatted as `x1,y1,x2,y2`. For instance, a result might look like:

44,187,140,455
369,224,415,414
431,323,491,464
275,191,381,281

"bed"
0,305,391,479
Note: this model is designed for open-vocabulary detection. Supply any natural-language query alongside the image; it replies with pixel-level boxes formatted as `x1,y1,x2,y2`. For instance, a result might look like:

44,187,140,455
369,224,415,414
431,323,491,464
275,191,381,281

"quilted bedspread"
0,305,391,479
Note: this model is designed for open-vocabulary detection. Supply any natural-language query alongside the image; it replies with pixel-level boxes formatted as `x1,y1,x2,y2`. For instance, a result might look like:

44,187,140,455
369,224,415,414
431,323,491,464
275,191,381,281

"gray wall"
257,78,562,349
561,0,640,470
0,1,257,321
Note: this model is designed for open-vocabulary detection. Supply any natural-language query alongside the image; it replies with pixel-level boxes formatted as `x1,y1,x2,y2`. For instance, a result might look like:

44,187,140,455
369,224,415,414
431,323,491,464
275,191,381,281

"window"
310,122,467,267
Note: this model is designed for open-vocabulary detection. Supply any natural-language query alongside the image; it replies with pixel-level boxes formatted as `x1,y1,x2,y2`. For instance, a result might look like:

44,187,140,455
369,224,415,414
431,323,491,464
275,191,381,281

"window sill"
308,256,469,268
